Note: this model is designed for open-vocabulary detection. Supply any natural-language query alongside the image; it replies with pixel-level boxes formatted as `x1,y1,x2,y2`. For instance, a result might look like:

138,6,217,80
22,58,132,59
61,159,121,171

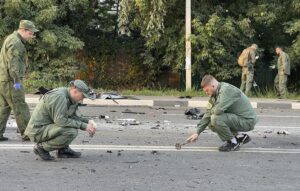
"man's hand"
14,83,21,90
88,120,97,129
86,123,96,137
185,133,199,143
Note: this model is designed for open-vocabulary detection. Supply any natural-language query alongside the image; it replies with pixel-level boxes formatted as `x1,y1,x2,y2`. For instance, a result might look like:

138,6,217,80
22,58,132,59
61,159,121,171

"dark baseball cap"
19,20,39,33
71,80,96,100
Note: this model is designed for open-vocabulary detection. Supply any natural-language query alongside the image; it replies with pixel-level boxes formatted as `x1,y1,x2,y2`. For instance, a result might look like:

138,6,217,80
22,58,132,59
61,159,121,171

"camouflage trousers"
240,65,254,95
0,81,30,137
27,124,78,151
274,73,288,98
209,113,257,141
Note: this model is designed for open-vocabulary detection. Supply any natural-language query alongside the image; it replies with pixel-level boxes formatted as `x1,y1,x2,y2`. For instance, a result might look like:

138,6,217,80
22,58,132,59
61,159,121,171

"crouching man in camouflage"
186,75,258,152
25,80,97,161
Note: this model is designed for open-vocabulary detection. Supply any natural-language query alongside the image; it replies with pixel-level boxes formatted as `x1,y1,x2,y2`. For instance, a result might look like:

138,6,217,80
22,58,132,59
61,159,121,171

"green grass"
120,87,300,99
251,87,300,99
121,88,206,97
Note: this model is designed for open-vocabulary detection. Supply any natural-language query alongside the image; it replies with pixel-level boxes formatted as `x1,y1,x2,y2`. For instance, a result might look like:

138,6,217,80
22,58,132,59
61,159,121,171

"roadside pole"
185,0,192,91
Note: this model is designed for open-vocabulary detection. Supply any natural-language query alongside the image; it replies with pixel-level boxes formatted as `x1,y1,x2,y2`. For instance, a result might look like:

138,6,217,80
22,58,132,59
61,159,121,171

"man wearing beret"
186,75,257,152
25,80,97,161
0,20,39,141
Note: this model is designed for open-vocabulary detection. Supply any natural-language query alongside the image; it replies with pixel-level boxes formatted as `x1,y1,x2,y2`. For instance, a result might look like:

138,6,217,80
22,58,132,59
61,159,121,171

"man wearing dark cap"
25,80,97,161
0,20,39,141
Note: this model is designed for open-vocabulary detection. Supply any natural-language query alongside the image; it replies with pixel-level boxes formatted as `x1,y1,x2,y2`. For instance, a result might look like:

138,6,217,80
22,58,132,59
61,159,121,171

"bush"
23,71,66,93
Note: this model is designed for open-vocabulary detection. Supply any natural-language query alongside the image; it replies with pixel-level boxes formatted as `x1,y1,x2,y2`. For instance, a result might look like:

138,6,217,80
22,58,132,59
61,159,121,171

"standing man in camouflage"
0,20,39,141
239,44,258,95
25,80,97,161
186,75,257,152
274,46,290,99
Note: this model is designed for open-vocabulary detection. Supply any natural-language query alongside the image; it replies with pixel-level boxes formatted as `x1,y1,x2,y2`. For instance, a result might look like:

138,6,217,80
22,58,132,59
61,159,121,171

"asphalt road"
1,105,300,191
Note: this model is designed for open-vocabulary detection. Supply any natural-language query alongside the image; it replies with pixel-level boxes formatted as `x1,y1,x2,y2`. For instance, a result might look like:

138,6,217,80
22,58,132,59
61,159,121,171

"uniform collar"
214,82,221,98
15,31,26,44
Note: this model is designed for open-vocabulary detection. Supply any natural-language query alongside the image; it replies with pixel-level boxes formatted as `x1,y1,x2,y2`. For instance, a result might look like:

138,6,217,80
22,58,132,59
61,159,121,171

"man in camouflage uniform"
274,46,290,99
25,80,97,161
239,44,258,95
0,20,39,141
186,75,257,152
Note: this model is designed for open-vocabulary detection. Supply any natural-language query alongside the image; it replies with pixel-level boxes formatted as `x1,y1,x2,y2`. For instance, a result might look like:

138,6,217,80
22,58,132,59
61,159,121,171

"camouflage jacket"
0,31,27,83
25,88,89,137
196,82,257,134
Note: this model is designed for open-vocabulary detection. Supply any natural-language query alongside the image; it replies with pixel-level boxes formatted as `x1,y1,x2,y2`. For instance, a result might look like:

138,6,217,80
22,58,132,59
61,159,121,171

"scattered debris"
174,104,181,108
277,130,289,135
156,107,166,110
117,119,141,126
122,109,145,115
20,151,30,153
89,169,96,173
99,115,110,119
110,110,117,112
34,86,52,95
163,120,171,125
100,92,125,99
122,161,140,164
179,96,192,99
107,150,113,153
263,135,267,139
185,108,204,120
264,130,272,134
151,125,160,129
151,151,159,155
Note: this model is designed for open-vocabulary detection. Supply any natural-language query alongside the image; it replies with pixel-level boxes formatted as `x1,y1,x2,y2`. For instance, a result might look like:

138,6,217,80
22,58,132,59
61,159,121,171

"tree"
0,0,87,90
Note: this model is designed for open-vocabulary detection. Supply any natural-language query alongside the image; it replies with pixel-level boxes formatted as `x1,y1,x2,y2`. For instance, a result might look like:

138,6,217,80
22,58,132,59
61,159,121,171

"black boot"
22,135,30,142
236,134,251,145
33,144,55,161
219,141,240,152
57,147,81,158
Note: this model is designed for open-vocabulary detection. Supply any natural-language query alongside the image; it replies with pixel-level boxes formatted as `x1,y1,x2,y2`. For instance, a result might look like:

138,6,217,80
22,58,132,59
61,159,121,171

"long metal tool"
175,141,190,150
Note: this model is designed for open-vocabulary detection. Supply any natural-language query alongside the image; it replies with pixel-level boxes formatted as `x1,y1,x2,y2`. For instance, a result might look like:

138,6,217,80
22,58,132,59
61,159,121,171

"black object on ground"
34,86,52,95
184,108,204,120
122,109,146,115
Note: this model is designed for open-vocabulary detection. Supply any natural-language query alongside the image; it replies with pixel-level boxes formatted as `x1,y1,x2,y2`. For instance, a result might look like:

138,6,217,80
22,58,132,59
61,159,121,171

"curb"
25,97,299,110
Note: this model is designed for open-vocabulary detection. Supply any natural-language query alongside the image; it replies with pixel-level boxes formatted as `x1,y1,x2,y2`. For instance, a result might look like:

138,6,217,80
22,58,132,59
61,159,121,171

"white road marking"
163,113,300,118
0,144,299,154
257,115,300,118
179,124,300,129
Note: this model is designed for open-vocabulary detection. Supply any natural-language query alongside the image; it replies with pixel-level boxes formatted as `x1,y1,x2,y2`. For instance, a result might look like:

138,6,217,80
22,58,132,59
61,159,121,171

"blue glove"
14,83,22,90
